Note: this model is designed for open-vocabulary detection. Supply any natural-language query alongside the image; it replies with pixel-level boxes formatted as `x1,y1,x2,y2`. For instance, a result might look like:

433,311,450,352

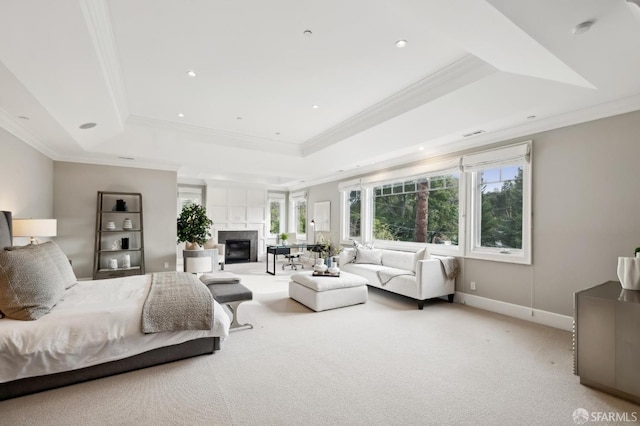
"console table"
266,244,320,275
574,281,640,405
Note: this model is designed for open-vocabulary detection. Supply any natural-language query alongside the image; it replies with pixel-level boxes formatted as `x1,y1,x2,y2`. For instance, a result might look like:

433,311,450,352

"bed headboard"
0,211,12,249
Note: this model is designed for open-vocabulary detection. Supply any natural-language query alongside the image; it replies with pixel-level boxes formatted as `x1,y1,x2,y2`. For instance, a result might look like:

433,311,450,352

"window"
177,184,205,213
289,191,307,238
465,142,532,264
267,192,285,236
372,174,459,245
478,166,523,249
346,189,361,240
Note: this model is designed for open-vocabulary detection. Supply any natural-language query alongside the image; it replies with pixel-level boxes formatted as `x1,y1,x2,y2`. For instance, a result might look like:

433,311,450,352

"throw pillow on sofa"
355,248,383,265
413,247,431,272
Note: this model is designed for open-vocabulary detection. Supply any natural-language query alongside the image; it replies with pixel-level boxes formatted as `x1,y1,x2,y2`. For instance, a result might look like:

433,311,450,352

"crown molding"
290,93,640,191
300,55,498,157
127,115,303,156
0,107,58,159
80,0,129,123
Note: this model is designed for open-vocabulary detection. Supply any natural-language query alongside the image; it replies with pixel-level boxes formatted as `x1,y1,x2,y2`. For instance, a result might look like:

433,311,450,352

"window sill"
465,250,531,265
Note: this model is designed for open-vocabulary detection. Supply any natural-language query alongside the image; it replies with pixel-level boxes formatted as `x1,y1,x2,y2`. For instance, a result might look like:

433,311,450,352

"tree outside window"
478,166,523,249
348,190,361,239
372,174,459,244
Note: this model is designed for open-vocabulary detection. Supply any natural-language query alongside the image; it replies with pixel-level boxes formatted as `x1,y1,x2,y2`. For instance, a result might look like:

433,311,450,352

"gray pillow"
11,242,77,289
0,248,66,320
355,248,383,265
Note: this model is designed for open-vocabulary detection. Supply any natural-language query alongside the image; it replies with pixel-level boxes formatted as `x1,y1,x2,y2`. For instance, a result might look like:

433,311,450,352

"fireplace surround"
217,230,258,263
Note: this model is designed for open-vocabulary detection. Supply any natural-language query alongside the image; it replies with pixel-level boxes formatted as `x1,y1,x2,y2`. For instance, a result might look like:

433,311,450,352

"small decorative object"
123,218,133,230
106,221,116,230
111,240,122,250
109,258,118,269
115,199,127,211
280,233,288,245
121,237,129,249
328,261,340,275
121,254,131,269
635,247,640,258
617,256,640,291
314,258,328,273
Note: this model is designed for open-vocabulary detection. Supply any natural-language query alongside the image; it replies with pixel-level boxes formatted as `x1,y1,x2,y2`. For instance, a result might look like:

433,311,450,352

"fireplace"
217,230,258,263
225,239,251,263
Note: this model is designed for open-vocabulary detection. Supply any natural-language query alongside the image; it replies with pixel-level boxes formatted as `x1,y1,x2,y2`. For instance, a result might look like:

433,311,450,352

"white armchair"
204,240,226,270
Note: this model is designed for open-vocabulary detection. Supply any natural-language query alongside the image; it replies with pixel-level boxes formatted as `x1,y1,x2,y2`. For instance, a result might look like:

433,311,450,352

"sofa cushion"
338,248,356,265
381,250,415,271
355,248,382,265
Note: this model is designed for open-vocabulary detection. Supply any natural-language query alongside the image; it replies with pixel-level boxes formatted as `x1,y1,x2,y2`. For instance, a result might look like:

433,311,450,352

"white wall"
53,162,177,278
0,128,54,246
205,181,267,258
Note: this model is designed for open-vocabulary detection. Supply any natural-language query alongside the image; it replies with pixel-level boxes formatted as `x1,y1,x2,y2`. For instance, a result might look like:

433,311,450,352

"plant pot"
617,257,640,291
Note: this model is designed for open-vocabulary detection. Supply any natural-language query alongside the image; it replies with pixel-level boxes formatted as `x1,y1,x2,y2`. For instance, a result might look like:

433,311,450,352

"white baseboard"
454,292,573,331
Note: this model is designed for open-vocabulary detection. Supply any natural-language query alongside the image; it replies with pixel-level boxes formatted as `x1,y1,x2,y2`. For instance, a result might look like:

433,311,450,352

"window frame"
464,143,532,265
267,192,286,237
289,191,307,241
337,142,531,264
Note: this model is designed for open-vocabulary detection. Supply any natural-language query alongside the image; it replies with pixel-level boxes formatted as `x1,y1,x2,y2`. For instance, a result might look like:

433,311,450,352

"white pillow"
413,247,431,272
355,248,383,265
338,248,356,265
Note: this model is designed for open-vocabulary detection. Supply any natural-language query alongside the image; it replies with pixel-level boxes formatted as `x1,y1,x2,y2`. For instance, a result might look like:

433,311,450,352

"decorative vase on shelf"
123,218,132,230
617,257,640,291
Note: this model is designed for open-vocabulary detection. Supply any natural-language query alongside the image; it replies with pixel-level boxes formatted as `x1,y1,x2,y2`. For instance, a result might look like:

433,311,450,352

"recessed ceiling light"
312,105,319,109
79,122,97,129
395,40,408,48
419,146,424,151
303,30,312,37
187,70,197,77
177,113,185,118
573,21,594,35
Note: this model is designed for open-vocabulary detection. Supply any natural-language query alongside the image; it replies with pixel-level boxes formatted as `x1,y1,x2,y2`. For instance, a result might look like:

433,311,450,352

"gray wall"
308,109,640,317
53,162,177,278
306,182,342,247
0,128,54,246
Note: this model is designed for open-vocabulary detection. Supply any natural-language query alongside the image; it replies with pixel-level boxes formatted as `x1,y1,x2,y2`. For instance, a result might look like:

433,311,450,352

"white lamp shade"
13,219,57,238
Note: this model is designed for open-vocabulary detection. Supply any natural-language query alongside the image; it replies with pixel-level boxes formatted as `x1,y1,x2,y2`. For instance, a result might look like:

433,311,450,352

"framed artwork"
313,201,331,231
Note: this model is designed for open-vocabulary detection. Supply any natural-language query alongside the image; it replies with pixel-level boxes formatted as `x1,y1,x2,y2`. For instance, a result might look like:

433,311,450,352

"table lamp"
12,218,57,244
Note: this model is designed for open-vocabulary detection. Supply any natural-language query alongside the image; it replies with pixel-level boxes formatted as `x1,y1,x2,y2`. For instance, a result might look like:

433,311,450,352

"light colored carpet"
1,261,638,425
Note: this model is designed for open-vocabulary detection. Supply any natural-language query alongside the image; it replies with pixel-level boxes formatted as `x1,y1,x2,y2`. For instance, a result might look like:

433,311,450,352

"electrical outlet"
470,281,476,291
163,262,169,269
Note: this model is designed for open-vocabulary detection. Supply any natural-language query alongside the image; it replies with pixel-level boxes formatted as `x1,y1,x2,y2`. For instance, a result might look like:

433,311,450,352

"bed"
0,211,231,400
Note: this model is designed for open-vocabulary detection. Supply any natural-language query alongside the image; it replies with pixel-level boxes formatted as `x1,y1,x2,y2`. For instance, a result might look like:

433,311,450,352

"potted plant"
177,204,213,250
280,233,289,245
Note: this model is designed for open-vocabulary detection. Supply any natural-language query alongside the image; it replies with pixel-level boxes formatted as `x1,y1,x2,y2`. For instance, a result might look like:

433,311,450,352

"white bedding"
0,274,231,383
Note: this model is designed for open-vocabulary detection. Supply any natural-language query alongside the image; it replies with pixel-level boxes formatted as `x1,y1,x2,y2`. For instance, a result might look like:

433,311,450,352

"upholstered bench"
200,272,253,330
289,271,368,312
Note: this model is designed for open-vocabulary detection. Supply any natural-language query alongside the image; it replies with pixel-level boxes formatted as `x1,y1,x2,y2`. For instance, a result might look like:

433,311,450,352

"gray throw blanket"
376,267,416,286
142,272,213,334
438,257,459,279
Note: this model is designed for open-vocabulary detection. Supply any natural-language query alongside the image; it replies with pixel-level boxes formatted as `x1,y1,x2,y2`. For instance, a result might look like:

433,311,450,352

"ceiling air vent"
462,130,486,138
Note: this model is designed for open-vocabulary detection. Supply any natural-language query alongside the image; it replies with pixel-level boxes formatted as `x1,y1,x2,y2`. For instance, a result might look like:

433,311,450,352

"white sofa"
338,247,456,309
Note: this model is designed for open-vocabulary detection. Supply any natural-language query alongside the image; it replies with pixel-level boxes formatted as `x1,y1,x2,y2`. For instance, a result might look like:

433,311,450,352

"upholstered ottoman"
200,272,253,330
289,271,368,312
